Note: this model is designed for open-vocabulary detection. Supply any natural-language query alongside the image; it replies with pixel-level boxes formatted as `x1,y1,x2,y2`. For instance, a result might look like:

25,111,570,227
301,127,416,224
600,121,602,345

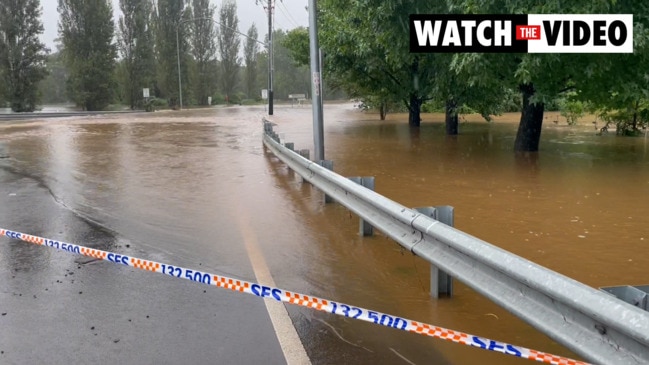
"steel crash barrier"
262,120,649,365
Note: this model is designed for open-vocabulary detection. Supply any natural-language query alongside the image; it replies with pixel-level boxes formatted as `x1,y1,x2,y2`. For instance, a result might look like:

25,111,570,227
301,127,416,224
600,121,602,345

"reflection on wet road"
1,104,647,364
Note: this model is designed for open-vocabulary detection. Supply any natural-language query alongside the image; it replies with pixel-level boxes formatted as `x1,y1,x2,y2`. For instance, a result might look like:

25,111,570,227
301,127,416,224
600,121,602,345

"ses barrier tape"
0,228,588,365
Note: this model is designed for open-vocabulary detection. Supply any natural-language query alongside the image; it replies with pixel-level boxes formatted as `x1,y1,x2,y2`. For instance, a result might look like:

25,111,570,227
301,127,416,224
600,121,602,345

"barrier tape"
0,227,589,365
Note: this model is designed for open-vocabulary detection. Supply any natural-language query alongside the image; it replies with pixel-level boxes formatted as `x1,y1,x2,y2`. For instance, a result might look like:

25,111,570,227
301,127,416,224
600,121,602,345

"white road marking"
389,347,417,365
237,209,311,365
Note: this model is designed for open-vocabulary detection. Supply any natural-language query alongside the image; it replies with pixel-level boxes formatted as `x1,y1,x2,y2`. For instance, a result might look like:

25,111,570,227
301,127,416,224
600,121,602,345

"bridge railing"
262,120,649,365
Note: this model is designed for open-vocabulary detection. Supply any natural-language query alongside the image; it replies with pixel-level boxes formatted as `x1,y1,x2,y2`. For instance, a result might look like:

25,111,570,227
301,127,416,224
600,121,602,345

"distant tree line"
1,0,341,112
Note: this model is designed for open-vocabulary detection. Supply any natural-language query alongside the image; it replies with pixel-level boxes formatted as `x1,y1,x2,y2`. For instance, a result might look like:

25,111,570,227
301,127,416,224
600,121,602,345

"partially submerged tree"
319,0,441,126
58,0,117,111
449,0,649,150
576,1,649,136
0,0,49,112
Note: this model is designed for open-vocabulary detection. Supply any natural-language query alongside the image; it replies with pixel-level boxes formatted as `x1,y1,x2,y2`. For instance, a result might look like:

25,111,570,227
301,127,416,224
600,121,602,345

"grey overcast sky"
41,0,309,51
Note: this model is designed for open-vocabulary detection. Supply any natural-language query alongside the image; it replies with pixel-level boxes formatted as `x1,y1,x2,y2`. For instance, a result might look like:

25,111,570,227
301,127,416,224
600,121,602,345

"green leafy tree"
218,0,240,102
155,0,190,107
244,24,259,99
0,0,49,112
118,0,156,109
577,0,649,136
317,1,512,128
557,93,588,126
283,27,309,67
191,0,217,105
440,52,513,135
58,0,117,111
449,0,649,150
319,0,441,126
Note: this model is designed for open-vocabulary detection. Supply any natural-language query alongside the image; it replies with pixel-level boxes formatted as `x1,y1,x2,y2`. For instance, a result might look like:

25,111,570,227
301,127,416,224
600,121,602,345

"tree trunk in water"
408,94,422,127
379,102,386,120
514,84,545,152
445,99,458,135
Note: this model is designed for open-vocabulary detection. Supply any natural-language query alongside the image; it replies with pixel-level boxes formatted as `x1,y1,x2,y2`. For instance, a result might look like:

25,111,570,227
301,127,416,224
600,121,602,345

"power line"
277,1,300,28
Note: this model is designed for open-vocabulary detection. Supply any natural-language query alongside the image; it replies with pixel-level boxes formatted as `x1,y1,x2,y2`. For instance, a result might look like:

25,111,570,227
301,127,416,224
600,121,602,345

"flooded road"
1,104,647,364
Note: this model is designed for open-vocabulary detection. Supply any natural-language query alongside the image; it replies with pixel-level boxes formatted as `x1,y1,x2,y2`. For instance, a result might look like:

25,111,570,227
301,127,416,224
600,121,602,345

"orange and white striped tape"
0,227,589,365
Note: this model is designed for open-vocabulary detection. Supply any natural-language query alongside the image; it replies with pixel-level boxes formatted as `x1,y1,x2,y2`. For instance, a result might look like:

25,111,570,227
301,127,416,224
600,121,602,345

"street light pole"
309,0,324,161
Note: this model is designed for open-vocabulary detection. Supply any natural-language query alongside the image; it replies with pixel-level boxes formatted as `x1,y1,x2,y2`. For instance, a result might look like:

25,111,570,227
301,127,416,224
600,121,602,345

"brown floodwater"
0,104,647,364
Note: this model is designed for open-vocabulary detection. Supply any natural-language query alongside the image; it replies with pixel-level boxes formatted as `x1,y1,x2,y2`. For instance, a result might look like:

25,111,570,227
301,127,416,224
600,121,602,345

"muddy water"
0,104,647,364
266,104,649,364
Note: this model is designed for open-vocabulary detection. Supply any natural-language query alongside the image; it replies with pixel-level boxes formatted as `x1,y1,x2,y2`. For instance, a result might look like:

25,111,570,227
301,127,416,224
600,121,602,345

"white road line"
237,210,311,365
390,347,417,365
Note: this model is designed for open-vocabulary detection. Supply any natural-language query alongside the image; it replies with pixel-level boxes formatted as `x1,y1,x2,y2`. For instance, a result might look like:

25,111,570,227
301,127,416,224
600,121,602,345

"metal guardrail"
262,121,649,365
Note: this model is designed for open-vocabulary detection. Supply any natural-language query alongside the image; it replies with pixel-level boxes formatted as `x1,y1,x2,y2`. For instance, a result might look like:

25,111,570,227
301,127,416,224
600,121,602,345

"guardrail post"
263,120,273,134
600,285,649,311
415,206,454,298
349,177,375,236
298,149,311,184
283,143,296,176
318,160,334,203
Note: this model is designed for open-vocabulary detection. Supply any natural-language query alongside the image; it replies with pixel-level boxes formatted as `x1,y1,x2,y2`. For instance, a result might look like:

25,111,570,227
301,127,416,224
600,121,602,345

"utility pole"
266,0,274,115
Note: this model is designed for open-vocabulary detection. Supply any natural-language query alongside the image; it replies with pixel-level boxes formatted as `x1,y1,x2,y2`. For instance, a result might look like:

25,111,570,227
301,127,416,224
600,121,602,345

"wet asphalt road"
0,110,290,364
0,167,286,364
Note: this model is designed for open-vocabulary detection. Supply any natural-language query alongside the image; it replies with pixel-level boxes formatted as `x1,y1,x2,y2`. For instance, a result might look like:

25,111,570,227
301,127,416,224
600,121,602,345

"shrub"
211,92,225,105
558,99,587,125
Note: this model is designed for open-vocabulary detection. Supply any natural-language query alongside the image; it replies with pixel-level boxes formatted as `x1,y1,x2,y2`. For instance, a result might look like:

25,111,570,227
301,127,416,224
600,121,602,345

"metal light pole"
309,0,324,161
